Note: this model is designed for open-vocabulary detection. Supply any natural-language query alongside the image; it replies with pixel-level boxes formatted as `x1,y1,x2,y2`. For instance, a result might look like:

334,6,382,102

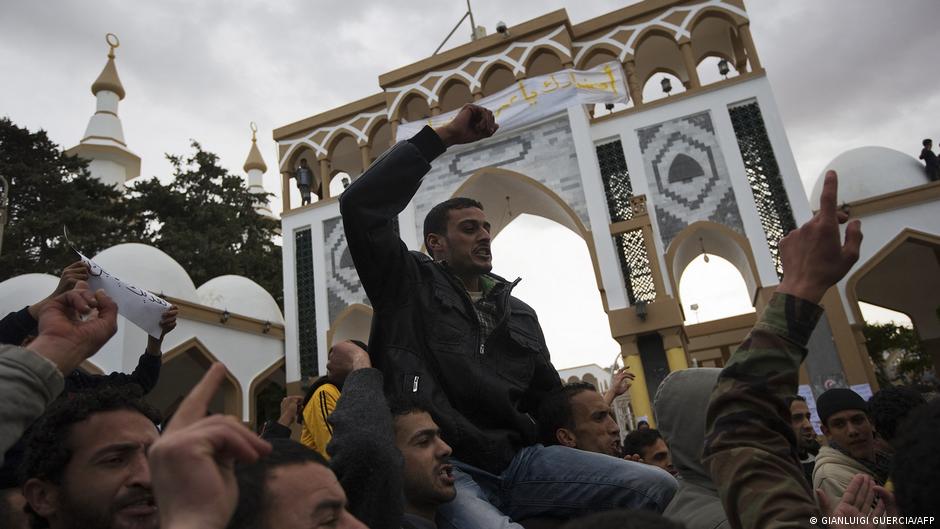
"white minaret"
243,122,272,216
66,33,140,190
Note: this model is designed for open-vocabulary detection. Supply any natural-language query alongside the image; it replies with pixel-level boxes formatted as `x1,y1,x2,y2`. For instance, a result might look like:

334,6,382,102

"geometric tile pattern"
613,229,657,304
637,110,744,246
294,228,318,377
323,216,369,322
596,139,635,223
412,114,589,235
729,99,797,278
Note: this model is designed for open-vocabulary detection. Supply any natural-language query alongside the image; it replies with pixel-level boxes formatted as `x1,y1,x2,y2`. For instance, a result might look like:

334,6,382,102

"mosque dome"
92,243,198,302
811,146,927,207
0,273,59,317
197,275,284,324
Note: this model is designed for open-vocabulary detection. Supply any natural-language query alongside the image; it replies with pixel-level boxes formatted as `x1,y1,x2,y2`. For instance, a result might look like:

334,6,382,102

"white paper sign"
395,61,630,141
79,252,171,338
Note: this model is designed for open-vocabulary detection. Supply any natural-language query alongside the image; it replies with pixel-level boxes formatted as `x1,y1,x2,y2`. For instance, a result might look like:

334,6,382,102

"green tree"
0,117,135,279
126,141,283,307
864,322,932,386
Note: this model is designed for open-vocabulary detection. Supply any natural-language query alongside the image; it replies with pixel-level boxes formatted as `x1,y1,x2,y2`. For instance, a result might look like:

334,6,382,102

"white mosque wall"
83,91,126,144
0,243,284,421
835,200,939,326
587,75,809,302
281,182,419,385
88,158,128,189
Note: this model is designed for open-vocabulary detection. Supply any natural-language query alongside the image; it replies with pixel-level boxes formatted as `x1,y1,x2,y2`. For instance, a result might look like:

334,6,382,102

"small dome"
197,275,284,324
243,140,268,173
92,243,198,302
812,146,928,206
0,273,59,318
92,56,126,100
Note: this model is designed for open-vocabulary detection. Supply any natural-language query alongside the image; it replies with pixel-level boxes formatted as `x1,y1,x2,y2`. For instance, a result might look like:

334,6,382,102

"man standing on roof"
340,104,676,528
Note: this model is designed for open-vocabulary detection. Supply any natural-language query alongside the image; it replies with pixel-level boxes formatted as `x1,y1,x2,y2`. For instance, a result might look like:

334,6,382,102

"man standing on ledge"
340,104,676,528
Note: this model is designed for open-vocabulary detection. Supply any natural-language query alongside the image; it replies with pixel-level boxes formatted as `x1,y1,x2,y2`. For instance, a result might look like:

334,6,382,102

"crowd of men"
1,104,938,529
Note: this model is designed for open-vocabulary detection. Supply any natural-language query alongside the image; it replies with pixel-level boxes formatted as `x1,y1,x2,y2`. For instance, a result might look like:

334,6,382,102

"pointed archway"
147,337,243,421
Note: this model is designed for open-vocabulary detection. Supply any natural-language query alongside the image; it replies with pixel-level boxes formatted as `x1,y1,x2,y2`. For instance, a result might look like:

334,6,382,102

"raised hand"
53,261,91,297
149,364,271,529
28,280,118,374
278,395,303,427
28,261,91,319
604,367,635,404
777,170,862,304
820,473,896,528
434,104,499,148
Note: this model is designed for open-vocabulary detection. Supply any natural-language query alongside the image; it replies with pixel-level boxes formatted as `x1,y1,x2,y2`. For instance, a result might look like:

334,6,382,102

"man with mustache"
20,385,161,529
341,103,676,528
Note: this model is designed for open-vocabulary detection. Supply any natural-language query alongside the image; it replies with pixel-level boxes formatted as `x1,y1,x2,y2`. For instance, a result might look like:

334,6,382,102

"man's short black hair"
892,397,940,520
387,394,433,419
423,197,484,250
868,386,926,442
924,138,933,147
227,439,329,529
622,428,663,458
19,384,160,485
560,508,685,529
535,382,597,445
785,394,806,407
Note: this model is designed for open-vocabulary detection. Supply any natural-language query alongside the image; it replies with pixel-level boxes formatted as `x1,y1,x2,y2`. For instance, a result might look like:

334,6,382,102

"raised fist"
434,104,499,148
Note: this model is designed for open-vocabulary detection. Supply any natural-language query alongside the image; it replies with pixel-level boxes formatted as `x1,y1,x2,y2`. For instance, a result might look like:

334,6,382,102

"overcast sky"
2,1,936,369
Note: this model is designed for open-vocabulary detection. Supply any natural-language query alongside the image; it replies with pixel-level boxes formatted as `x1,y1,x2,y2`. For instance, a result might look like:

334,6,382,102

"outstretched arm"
339,104,497,310
703,171,862,529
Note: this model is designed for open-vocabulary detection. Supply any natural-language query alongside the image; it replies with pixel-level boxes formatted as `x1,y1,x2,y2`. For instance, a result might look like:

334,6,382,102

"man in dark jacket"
340,104,676,528
919,139,938,181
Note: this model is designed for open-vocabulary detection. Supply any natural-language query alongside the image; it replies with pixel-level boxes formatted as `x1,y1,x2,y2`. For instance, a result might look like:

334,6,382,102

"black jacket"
340,126,562,474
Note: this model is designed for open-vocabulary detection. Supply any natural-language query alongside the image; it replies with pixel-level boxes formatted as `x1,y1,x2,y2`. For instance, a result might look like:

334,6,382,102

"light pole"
0,174,9,256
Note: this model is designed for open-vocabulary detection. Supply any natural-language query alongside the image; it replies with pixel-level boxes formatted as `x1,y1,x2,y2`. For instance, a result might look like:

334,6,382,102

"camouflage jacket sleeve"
702,293,824,529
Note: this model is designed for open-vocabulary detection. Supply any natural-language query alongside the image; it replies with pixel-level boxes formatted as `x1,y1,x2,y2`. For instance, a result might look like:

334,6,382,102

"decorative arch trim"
664,220,762,307
247,357,286,427
162,336,244,418
447,167,609,309
844,228,940,324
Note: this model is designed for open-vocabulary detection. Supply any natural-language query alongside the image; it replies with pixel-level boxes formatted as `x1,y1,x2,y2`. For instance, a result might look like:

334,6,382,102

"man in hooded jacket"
654,368,729,529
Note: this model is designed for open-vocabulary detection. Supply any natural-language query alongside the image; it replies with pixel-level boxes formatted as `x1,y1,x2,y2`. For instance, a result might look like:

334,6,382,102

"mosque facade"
273,0,940,429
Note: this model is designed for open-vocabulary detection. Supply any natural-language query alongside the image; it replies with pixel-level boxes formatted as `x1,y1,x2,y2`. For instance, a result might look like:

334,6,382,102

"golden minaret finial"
106,33,120,59
250,121,258,142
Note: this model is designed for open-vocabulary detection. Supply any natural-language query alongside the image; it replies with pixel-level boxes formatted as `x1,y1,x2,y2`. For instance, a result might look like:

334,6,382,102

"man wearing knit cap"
812,387,891,501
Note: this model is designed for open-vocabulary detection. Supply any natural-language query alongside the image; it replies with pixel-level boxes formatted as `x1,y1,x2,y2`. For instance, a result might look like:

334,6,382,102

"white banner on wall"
79,252,172,338
395,61,630,141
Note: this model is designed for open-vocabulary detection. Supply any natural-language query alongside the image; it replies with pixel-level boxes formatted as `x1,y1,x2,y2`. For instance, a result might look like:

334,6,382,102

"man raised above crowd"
340,103,676,528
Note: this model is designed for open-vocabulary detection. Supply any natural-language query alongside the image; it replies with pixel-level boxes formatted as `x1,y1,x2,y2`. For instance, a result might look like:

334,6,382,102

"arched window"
696,55,739,86
287,148,322,205
634,31,686,102
369,121,392,161
641,71,686,103
439,79,473,113
678,254,755,325
526,49,564,77
481,65,515,97
492,214,619,369
330,171,352,197
400,94,431,123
